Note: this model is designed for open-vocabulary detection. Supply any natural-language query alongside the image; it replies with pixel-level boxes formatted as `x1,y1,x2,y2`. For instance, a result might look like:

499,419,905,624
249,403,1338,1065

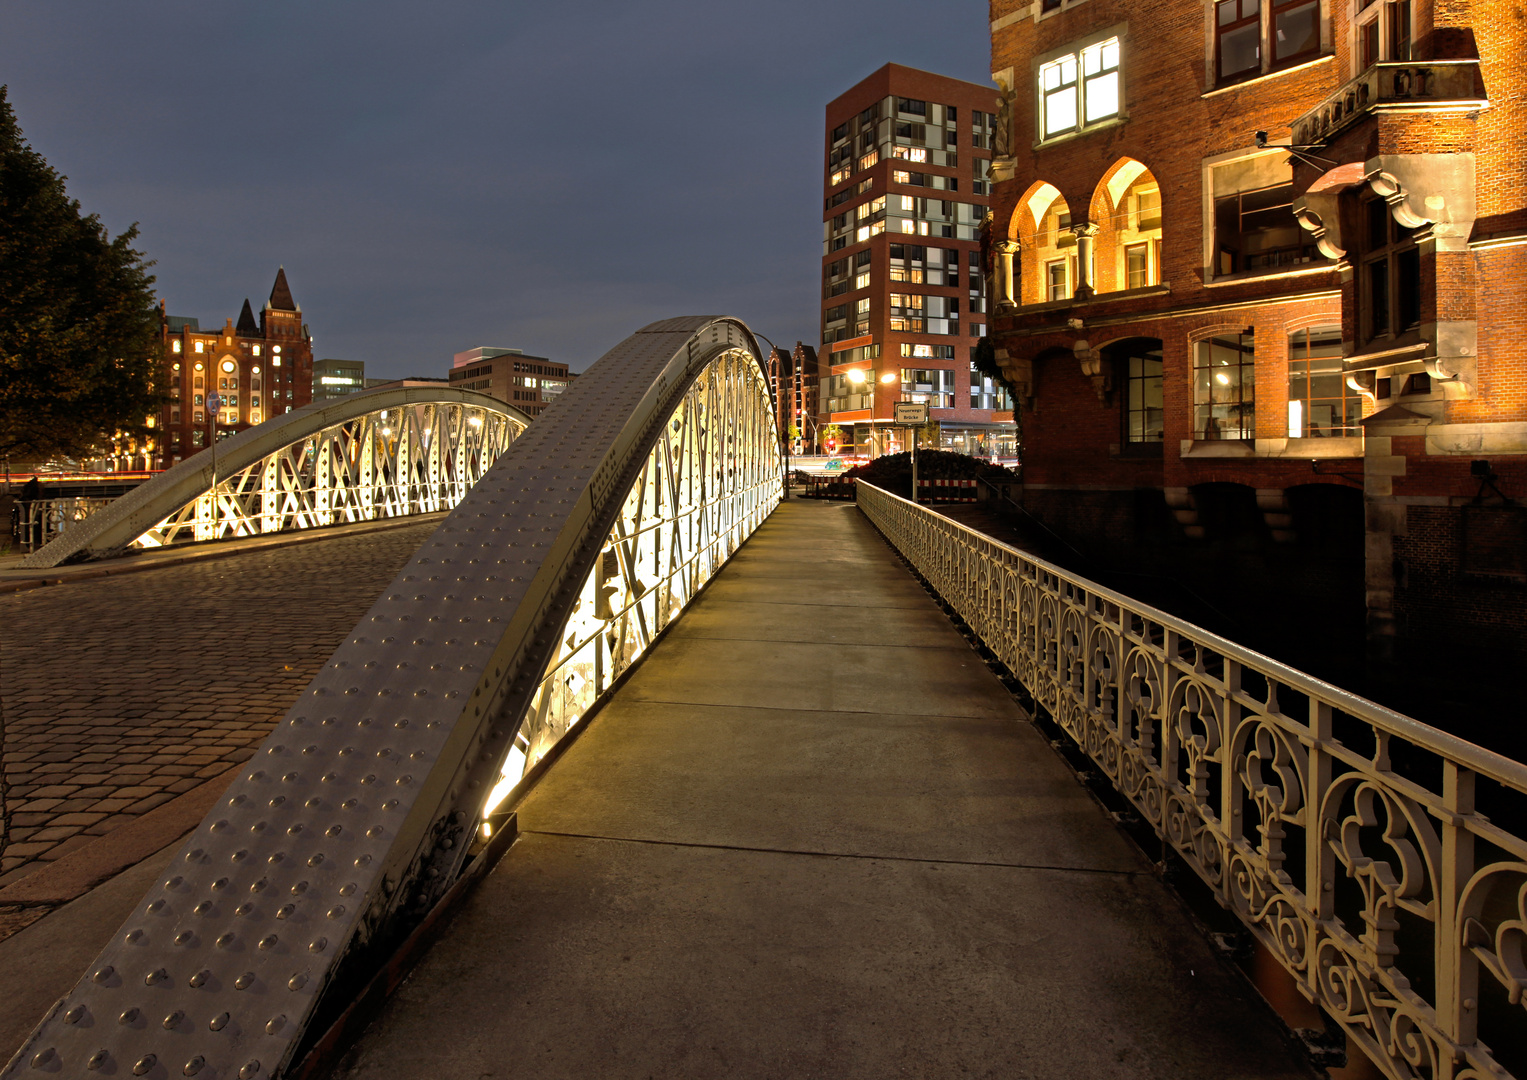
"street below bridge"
0,520,442,931
333,500,1314,1080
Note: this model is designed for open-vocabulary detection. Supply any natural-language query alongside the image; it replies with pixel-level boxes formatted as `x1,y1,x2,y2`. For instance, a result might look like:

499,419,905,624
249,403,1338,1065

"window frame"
1355,0,1411,72
1121,345,1165,444
1210,0,1327,88
1357,194,1422,348
1033,26,1128,145
1192,328,1257,441
1286,324,1360,438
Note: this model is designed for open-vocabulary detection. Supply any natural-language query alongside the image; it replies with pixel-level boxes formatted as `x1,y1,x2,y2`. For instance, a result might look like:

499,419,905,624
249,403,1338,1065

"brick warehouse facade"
820,64,1015,460
156,268,314,466
982,0,1526,718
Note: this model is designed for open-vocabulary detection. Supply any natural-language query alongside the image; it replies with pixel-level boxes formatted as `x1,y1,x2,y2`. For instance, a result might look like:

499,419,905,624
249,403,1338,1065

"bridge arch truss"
5,317,783,1080
19,386,530,568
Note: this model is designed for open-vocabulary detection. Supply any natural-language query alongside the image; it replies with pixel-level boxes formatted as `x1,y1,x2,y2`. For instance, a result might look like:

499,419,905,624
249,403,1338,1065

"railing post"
1438,760,1477,1055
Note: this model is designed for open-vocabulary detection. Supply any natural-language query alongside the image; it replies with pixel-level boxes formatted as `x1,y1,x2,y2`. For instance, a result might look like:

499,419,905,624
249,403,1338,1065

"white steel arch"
4,317,782,1080
18,385,530,568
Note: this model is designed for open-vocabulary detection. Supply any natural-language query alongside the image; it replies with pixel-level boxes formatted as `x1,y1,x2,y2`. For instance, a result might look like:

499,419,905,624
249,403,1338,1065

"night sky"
2,2,989,377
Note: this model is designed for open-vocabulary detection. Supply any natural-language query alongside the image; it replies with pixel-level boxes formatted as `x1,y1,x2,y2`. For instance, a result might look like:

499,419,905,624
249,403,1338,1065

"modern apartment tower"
819,64,1008,458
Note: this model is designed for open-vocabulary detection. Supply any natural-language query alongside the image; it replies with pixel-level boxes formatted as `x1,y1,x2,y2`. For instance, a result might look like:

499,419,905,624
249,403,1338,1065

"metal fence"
858,480,1527,1080
9,498,116,553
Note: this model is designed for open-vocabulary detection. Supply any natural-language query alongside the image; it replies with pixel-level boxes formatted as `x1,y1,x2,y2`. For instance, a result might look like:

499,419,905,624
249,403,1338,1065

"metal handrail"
858,479,1527,1080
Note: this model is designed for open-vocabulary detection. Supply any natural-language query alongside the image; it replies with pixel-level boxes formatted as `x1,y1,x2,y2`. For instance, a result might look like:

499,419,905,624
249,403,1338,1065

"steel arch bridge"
18,385,531,569
6,316,783,1080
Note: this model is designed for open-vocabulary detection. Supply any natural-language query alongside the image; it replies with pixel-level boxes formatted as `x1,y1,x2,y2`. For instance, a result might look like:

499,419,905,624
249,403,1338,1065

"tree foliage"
0,85,162,464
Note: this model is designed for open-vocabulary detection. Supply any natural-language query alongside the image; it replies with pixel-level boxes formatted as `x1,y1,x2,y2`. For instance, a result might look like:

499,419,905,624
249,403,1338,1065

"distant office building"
157,268,314,466
818,64,1010,459
312,359,366,402
447,346,573,418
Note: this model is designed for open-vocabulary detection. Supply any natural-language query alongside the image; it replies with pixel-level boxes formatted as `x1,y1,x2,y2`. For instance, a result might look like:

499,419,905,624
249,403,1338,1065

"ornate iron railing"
4,317,782,1080
18,386,528,568
858,481,1527,1080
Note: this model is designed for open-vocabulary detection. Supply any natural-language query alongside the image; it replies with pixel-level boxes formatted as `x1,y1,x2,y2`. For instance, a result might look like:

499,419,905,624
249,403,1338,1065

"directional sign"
894,401,928,426
205,393,222,413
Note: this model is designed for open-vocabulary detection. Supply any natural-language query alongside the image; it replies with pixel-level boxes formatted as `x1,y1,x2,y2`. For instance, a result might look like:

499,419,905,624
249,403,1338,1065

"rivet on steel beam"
235,903,253,916
165,876,183,890
287,824,304,836
251,879,268,893
287,972,307,991
213,878,229,890
92,965,114,983
309,937,327,953
163,1010,185,1029
269,797,285,808
174,931,193,945
239,1059,262,1079
189,970,209,988
145,968,168,985
291,881,308,895
65,1006,86,1024
308,853,325,867
133,1054,157,1075
265,1015,285,1035
216,933,234,949
259,935,278,950
194,902,212,916
186,849,204,862
184,1055,206,1076
327,825,342,837
119,1009,139,1024
276,905,295,920
305,797,321,808
354,854,372,868
338,883,356,896
231,851,248,863
86,1049,109,1071
234,973,255,990
210,1011,230,1030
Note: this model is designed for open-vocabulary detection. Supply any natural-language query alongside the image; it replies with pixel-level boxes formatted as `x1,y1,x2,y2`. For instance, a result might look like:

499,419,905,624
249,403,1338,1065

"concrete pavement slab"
333,833,1311,1080
666,597,967,648
618,636,1020,719
516,700,1144,872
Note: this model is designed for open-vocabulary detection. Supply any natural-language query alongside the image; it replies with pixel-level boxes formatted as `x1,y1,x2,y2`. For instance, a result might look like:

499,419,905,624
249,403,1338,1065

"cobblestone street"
0,521,438,892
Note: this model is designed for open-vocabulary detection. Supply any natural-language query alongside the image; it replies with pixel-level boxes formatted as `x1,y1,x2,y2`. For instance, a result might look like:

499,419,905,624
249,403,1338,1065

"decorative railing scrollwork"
858,480,1527,1080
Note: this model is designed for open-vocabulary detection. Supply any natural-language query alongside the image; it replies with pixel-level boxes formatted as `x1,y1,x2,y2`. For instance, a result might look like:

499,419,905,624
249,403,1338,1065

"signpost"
205,394,222,510
893,401,929,504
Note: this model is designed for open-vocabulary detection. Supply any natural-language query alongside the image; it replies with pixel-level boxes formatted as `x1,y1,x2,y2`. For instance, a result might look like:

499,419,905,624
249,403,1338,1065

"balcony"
1292,60,1487,146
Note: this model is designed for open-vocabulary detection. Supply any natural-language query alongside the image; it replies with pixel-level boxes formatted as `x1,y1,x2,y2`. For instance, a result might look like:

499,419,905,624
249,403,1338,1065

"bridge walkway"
333,499,1314,1080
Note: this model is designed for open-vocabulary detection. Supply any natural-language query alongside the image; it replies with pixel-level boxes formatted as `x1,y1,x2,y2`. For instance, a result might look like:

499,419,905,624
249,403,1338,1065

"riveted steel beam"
3,317,781,1080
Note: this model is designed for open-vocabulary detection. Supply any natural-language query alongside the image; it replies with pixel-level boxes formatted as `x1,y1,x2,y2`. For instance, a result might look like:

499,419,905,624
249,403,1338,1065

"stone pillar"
1072,222,1099,300
995,240,1020,310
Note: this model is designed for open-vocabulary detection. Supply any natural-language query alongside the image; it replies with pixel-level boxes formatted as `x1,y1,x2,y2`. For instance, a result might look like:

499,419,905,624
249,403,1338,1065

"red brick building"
768,342,821,454
157,268,314,465
984,0,1524,703
820,64,1012,459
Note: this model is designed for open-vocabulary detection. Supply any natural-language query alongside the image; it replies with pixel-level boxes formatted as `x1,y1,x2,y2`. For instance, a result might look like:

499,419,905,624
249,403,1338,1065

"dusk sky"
2,2,989,377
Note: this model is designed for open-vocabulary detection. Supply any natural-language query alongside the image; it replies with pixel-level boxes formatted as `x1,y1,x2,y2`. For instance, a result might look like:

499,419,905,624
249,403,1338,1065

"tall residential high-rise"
819,64,1009,459
312,358,366,402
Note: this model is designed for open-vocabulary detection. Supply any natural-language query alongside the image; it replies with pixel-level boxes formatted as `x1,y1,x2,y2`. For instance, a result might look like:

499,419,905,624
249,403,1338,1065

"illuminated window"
855,272,871,290
1040,37,1122,139
1193,329,1255,440
273,356,281,367
858,150,879,170
891,146,927,163
194,341,204,353
172,340,182,354
273,346,281,354
1046,258,1071,301
893,170,911,183
889,267,924,283
253,345,261,356
221,359,236,374
1288,325,1357,437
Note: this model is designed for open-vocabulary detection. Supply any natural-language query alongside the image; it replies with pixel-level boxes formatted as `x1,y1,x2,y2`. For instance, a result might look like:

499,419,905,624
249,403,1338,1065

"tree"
973,336,1023,474
0,85,162,464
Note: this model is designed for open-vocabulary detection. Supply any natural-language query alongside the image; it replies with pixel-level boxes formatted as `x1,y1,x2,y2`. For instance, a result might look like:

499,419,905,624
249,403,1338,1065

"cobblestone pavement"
0,521,439,890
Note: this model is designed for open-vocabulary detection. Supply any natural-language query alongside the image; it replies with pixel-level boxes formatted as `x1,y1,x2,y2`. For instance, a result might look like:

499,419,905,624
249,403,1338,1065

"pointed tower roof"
267,266,298,312
235,299,259,337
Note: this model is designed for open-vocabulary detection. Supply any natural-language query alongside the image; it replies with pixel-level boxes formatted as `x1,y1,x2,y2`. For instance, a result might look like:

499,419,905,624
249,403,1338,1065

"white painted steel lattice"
858,481,1527,1080
17,385,528,568
489,348,780,804
3,317,782,1080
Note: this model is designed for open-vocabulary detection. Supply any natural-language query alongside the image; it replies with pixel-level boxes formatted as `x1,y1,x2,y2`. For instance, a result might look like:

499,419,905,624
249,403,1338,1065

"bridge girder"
4,317,782,1080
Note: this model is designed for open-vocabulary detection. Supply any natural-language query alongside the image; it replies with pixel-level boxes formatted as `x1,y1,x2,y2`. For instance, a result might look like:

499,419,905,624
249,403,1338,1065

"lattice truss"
486,348,780,809
135,403,522,548
859,482,1527,1080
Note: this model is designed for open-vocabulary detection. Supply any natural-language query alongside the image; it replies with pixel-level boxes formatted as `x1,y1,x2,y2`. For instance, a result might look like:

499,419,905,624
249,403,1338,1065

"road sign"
894,402,928,426
206,393,222,413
